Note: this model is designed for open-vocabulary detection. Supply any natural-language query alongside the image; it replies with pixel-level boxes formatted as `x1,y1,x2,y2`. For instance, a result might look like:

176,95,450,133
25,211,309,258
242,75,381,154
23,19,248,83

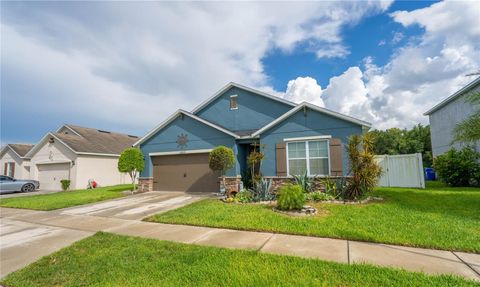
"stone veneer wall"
222,176,242,196
138,177,153,192
263,176,348,193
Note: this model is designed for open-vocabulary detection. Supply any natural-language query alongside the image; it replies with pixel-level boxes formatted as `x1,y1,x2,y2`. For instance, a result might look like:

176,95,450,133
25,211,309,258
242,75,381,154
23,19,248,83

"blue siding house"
134,83,371,193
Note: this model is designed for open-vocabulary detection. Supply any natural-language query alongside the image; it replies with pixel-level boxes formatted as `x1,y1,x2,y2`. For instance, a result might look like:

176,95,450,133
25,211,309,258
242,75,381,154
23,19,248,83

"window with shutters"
286,140,329,176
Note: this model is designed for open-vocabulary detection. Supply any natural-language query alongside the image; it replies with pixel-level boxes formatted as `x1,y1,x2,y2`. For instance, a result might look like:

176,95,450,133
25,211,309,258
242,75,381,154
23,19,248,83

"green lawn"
146,182,480,253
2,232,476,287
0,184,132,211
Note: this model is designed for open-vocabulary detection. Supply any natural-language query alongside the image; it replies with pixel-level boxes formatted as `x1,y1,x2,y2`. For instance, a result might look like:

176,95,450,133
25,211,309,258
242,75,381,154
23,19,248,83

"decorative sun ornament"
177,133,189,149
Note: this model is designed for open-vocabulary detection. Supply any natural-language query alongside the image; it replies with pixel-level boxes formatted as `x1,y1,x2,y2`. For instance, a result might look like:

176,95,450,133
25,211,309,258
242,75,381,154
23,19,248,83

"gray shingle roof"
8,144,34,157
55,124,139,155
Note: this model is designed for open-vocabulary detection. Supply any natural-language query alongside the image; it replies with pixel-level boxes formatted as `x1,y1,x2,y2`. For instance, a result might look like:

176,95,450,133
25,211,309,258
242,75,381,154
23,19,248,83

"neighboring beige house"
0,144,34,179
25,124,138,190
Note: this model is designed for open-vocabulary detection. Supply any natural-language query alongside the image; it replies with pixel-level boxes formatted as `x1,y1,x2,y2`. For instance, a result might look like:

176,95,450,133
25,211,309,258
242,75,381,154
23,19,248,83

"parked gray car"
0,176,40,194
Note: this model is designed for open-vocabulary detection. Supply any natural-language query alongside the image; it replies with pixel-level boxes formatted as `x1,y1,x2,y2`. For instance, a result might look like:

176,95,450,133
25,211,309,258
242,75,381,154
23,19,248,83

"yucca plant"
292,171,316,193
345,133,382,200
251,178,275,202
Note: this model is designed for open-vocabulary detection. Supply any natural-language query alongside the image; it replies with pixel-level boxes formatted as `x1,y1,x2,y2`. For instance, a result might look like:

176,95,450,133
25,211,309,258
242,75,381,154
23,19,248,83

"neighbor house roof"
26,124,139,158
0,144,34,159
424,77,480,115
252,102,372,137
191,82,296,114
133,110,240,146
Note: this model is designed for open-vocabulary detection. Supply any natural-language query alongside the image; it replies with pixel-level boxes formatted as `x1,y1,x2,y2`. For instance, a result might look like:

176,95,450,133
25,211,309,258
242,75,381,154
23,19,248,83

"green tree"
368,124,432,167
208,146,235,193
118,147,144,192
454,92,480,143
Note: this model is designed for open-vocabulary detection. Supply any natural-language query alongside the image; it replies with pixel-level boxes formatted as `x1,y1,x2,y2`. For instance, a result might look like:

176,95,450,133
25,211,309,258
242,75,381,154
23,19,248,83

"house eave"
424,77,480,116
252,102,371,137
133,109,240,147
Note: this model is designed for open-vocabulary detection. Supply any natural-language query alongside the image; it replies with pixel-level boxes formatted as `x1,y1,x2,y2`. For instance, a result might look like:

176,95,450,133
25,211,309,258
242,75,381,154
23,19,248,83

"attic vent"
230,95,238,110
48,137,55,144
98,130,111,134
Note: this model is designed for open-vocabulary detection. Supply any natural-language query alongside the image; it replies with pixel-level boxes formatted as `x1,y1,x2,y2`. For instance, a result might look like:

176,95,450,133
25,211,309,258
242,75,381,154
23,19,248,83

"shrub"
251,178,275,202
60,179,71,191
209,146,235,175
235,189,252,203
292,172,316,193
305,191,335,202
277,184,305,211
345,134,382,200
433,146,480,187
209,146,236,194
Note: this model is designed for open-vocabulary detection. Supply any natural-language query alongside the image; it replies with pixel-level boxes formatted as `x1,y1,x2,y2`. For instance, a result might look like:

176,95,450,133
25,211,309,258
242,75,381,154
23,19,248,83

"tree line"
368,124,433,167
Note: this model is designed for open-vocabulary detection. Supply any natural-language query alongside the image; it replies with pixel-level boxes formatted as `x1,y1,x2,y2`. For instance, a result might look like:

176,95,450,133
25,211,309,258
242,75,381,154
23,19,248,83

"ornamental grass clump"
277,184,305,211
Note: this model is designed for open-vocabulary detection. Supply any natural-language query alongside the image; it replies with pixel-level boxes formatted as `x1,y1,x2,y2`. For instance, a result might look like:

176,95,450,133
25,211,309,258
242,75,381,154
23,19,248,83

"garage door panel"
152,153,219,192
37,163,70,191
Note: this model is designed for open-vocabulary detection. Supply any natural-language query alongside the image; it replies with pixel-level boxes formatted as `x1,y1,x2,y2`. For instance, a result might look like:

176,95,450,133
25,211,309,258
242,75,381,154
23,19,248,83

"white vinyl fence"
374,153,425,189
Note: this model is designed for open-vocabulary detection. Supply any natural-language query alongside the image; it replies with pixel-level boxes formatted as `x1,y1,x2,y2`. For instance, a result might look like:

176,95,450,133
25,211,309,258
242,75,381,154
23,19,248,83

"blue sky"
1,1,479,145
264,1,431,90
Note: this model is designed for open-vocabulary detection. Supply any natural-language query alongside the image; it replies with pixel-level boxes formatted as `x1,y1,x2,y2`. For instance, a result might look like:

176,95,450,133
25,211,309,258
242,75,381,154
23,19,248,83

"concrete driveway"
0,191,210,278
58,191,210,220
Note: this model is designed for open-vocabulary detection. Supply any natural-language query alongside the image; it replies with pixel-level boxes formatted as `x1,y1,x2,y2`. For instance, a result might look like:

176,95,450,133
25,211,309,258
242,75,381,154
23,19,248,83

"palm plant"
345,133,382,200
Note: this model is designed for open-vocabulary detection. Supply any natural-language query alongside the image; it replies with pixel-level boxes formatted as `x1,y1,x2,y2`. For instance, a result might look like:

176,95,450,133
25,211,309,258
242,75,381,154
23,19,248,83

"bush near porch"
146,182,480,253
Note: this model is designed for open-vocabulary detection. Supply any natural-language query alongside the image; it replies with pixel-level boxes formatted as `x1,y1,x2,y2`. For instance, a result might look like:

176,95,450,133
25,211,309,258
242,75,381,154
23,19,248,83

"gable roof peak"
1,143,34,159
133,109,239,147
252,102,372,137
191,82,296,114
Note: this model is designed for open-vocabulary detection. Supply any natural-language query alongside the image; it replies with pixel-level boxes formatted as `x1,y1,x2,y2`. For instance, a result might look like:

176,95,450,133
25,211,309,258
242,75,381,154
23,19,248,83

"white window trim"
283,135,331,142
5,162,15,177
285,139,330,177
230,95,238,110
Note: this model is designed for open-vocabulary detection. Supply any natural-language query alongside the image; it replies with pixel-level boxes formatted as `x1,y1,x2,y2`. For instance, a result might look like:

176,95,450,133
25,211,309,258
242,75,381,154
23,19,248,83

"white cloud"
284,77,324,107
1,1,392,142
316,44,350,59
281,0,480,130
391,32,404,44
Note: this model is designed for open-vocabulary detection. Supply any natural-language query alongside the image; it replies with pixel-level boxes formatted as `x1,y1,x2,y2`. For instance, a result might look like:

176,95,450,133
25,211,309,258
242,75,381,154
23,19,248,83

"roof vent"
128,135,138,138
98,130,111,134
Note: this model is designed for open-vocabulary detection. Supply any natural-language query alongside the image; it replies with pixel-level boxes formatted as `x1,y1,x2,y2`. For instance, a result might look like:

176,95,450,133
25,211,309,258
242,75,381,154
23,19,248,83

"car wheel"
21,183,35,193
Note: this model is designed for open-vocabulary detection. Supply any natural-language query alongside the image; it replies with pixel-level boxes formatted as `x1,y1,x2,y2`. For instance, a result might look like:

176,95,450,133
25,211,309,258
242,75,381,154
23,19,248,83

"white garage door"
37,163,70,190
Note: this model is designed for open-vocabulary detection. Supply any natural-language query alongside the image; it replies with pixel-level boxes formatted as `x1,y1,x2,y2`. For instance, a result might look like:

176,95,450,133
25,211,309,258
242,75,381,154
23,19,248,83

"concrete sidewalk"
1,207,479,281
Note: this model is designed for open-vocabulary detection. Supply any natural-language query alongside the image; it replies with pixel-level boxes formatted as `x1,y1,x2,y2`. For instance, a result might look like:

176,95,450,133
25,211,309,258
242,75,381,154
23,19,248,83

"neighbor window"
287,140,329,176
230,95,238,110
4,162,15,177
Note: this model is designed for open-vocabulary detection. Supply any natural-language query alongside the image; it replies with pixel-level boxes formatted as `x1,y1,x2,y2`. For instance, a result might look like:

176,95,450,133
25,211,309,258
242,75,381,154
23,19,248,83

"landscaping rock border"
320,196,383,204
272,206,317,217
